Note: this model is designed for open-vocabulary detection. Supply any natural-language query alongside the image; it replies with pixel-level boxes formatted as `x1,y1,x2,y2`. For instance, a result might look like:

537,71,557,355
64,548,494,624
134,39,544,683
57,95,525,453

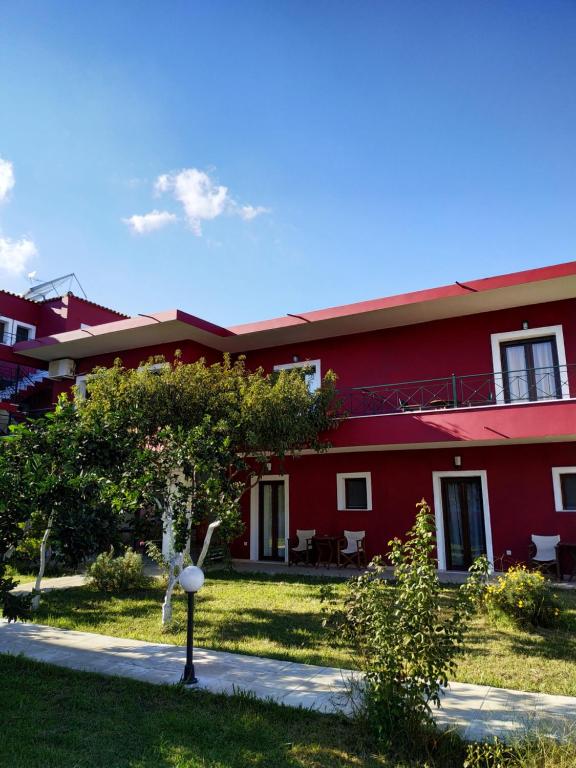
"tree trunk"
31,514,53,611
197,520,221,568
161,551,183,624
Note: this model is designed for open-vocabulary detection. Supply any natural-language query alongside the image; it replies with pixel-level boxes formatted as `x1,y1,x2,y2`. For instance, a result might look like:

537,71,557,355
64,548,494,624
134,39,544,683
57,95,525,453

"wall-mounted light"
453,455,462,469
265,461,272,472
292,355,300,363
522,321,529,330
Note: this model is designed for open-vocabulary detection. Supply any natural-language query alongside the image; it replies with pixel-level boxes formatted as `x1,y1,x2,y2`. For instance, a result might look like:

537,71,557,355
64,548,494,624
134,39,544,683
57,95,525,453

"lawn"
3,655,576,768
0,654,394,768
30,570,576,696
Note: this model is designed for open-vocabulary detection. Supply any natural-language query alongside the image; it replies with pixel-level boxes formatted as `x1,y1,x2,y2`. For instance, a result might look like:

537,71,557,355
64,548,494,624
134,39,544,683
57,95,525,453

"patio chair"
337,530,367,569
289,529,316,566
530,534,560,577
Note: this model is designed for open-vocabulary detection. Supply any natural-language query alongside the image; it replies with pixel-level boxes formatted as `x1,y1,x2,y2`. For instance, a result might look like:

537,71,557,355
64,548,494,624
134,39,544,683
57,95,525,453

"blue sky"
0,1,575,324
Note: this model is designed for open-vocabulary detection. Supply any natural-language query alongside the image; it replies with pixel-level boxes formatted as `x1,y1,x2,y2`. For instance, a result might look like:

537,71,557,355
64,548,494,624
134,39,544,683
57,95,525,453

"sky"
0,1,575,325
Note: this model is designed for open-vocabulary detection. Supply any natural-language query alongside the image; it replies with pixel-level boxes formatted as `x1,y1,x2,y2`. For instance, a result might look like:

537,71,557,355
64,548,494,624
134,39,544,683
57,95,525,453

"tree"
76,354,338,622
325,500,488,749
0,402,123,612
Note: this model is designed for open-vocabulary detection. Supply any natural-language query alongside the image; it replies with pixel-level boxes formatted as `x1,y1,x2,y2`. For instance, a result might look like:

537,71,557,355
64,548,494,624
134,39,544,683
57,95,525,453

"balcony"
341,365,576,418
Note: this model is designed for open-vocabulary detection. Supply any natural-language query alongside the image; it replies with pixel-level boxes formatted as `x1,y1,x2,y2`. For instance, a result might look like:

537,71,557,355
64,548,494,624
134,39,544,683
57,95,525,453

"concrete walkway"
14,574,87,593
1,621,575,742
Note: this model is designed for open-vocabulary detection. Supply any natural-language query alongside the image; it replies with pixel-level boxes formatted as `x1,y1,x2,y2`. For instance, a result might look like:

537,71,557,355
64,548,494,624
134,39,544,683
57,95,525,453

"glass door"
501,336,560,402
441,477,487,570
258,481,286,561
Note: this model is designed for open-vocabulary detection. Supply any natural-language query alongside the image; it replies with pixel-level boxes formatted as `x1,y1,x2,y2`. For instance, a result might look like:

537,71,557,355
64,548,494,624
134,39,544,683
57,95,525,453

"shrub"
484,566,562,628
11,535,64,576
0,563,32,622
327,500,489,748
87,548,151,592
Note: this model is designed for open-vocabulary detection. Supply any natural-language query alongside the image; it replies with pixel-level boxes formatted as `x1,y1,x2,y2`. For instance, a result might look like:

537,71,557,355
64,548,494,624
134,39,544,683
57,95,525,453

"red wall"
232,442,576,567
0,292,40,326
241,299,576,390
76,339,221,376
38,295,127,336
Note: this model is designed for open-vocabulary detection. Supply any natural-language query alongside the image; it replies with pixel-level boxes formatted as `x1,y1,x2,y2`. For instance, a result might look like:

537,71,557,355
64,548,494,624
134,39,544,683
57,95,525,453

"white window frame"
432,470,494,572
0,316,13,345
552,466,576,512
13,320,36,344
74,375,88,399
336,471,372,511
273,359,321,392
490,325,569,405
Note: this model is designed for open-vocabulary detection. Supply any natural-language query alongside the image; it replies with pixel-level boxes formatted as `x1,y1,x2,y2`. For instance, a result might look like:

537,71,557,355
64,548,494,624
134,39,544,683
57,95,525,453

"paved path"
14,574,87,593
1,621,575,741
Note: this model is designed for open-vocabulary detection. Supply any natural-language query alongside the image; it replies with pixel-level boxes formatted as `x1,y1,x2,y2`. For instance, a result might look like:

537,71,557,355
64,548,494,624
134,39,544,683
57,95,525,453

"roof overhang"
14,310,234,362
14,260,576,362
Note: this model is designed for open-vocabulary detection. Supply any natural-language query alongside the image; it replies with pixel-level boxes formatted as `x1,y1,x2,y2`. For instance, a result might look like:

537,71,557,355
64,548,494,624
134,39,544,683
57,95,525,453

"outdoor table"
556,542,576,582
312,535,340,568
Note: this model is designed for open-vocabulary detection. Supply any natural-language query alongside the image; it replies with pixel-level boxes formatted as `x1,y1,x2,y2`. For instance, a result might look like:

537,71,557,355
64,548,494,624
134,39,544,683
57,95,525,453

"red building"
0,288,127,432
12,261,576,572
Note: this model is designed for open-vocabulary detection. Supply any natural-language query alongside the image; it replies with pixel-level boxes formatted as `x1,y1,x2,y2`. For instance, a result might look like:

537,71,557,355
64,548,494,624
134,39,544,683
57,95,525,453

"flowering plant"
484,566,562,628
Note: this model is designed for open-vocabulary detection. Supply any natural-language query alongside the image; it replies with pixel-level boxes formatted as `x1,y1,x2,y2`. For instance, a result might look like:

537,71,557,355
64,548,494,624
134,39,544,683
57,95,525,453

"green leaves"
331,499,489,744
73,355,338,554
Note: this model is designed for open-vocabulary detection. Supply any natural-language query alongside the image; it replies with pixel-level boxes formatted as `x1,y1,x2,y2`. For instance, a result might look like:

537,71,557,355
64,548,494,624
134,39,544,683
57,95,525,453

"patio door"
258,481,286,561
500,336,561,402
441,477,487,570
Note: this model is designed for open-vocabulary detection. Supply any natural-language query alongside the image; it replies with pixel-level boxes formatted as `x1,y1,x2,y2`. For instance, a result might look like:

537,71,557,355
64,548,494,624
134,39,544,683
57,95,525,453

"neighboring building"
0,290,127,432
12,261,576,571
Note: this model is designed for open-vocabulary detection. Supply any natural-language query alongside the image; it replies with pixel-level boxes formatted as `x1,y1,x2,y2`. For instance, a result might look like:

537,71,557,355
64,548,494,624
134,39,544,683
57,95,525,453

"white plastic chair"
338,530,367,568
289,529,315,565
530,534,560,576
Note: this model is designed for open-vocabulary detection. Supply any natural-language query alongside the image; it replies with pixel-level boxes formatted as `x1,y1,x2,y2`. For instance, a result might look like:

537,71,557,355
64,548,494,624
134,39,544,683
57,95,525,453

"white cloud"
151,167,269,236
238,204,269,221
0,158,15,202
155,169,229,236
123,210,177,235
0,237,37,275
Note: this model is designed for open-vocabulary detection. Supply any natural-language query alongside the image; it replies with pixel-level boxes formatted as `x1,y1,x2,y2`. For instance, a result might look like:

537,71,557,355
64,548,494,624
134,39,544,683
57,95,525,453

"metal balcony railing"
341,365,576,418
0,363,49,403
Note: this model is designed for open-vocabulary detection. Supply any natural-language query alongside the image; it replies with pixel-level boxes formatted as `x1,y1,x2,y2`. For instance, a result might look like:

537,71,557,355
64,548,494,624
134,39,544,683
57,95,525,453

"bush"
484,566,562,628
87,548,151,592
326,499,488,749
0,562,32,622
10,535,65,577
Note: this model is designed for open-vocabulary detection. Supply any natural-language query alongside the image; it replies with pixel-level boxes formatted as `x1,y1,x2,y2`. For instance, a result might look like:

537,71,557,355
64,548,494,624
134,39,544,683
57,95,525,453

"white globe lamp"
179,565,205,685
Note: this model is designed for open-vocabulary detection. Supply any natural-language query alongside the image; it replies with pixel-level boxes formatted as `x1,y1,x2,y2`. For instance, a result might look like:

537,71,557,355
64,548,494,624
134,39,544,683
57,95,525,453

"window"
491,326,569,405
15,324,31,343
561,475,576,511
0,318,10,345
345,477,368,509
75,375,88,399
500,336,560,402
552,467,576,512
337,472,372,511
273,359,321,392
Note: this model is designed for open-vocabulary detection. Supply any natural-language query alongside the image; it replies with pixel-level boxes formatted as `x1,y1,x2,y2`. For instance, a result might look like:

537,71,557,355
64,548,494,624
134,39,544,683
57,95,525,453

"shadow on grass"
1,654,395,768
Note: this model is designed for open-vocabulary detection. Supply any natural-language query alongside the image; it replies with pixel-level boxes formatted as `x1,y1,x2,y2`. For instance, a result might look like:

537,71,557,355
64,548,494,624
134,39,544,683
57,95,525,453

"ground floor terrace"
229,442,576,574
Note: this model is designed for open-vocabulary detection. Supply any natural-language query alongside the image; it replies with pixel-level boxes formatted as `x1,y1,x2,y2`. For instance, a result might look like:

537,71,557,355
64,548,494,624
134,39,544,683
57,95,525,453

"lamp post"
178,565,205,685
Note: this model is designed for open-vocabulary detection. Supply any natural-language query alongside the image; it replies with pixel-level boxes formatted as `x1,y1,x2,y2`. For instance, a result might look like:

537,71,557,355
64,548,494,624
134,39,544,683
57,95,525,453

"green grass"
31,570,576,696
3,655,576,768
4,564,38,582
0,654,448,768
